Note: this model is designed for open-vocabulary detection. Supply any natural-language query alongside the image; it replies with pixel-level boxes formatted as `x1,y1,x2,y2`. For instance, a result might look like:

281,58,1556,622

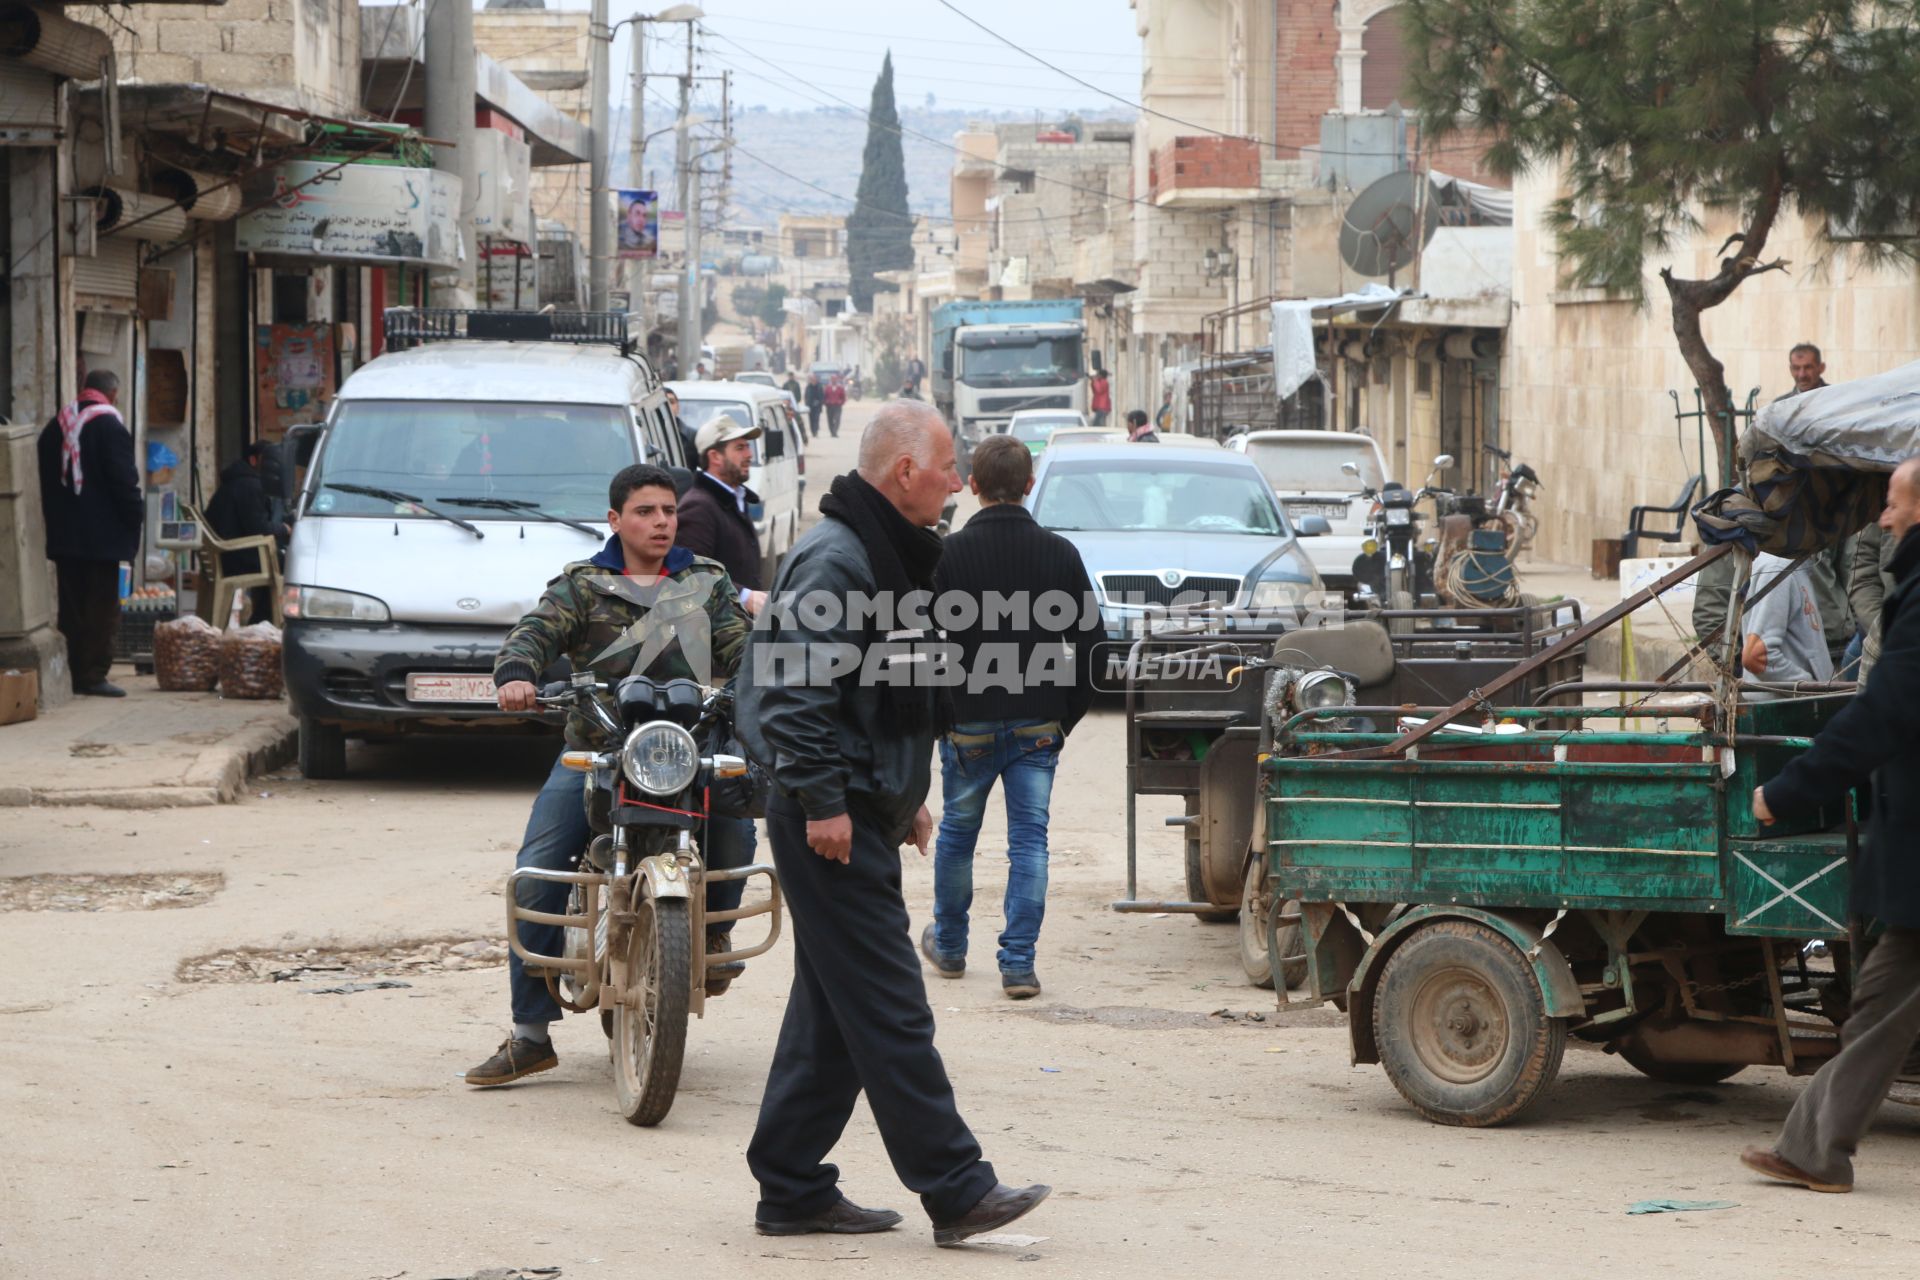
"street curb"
0,713,297,809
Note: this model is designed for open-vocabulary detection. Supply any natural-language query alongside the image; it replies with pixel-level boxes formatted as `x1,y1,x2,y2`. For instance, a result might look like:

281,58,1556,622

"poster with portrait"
617,190,658,259
254,323,335,442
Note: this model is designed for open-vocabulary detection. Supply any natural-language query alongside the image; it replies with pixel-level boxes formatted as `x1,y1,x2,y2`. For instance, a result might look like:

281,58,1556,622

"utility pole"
629,23,648,332
424,0,476,305
587,0,613,311
719,69,732,231
676,23,698,375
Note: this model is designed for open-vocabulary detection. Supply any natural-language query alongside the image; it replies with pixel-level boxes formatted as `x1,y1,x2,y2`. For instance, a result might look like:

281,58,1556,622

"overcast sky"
600,0,1144,117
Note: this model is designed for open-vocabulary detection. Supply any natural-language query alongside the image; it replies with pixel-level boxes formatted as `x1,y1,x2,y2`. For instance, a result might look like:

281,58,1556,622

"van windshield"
308,400,634,520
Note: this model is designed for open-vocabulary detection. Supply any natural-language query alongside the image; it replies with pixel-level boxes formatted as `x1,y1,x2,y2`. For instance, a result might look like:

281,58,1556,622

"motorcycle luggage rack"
382,308,636,354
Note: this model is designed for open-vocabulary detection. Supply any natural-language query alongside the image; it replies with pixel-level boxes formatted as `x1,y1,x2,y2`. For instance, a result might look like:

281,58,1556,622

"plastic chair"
1623,474,1704,560
181,500,283,627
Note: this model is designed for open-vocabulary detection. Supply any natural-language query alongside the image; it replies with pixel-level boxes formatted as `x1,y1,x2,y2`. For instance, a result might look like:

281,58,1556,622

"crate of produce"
115,588,179,674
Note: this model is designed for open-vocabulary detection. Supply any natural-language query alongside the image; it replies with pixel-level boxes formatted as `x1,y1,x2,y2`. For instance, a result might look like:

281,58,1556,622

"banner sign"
237,162,460,267
618,189,658,259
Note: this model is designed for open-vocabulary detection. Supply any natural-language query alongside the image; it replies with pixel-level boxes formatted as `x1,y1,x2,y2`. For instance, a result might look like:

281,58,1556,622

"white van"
282,312,686,778
666,380,804,567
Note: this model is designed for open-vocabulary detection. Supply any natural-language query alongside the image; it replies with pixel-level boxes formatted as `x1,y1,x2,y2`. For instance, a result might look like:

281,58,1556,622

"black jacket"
38,405,143,563
735,514,931,843
1765,527,1920,927
933,503,1102,733
676,470,764,592
803,382,826,410
205,458,279,575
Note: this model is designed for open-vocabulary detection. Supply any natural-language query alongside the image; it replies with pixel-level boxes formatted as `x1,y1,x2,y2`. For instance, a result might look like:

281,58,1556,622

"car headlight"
621,720,700,795
1249,580,1305,611
282,585,390,623
1292,669,1354,715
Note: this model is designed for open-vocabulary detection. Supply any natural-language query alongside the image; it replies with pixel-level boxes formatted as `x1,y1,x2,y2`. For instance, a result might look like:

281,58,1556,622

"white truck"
930,299,1088,476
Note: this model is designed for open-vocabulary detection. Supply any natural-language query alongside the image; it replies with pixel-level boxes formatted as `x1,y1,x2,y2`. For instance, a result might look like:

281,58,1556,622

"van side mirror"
1296,514,1332,536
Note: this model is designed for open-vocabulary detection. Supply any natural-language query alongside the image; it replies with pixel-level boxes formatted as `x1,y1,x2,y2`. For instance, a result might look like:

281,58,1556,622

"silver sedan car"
1026,444,1328,638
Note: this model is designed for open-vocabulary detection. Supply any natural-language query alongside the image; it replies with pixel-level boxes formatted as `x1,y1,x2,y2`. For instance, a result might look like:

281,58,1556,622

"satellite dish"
1339,171,1441,278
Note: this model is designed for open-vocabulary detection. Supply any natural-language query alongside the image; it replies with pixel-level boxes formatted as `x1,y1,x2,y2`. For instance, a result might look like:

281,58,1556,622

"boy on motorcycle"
465,463,751,1087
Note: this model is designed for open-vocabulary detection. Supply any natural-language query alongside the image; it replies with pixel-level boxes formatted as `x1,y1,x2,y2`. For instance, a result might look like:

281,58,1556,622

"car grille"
1100,573,1243,608
322,671,380,705
978,394,1072,413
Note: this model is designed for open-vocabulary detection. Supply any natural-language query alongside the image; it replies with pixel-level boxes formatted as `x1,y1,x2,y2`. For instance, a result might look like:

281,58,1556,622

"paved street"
5,401,1919,1280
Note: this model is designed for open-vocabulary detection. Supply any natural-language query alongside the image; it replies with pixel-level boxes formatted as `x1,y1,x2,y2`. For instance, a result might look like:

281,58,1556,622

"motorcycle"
1485,444,1541,555
1346,453,1453,632
505,672,783,1127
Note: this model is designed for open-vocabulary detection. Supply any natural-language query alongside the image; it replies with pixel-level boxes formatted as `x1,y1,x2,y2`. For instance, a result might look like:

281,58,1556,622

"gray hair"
857,400,945,478
83,369,119,396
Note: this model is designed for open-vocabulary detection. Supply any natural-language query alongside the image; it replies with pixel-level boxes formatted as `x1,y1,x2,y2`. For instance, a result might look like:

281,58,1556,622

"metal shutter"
70,237,139,307
0,59,59,139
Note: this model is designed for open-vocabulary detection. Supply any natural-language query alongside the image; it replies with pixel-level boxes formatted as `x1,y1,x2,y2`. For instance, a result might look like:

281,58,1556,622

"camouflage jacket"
494,536,749,749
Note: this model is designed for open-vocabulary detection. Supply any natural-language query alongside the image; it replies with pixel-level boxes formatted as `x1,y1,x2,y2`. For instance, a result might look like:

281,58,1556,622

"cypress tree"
847,52,914,313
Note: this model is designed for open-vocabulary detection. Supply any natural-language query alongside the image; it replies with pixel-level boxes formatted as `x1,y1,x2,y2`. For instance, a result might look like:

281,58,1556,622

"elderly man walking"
1741,455,1920,1193
38,369,142,697
738,402,1051,1246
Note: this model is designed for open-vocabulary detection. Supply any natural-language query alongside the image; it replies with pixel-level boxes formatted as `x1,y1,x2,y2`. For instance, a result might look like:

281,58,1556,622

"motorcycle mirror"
1340,461,1361,476
1433,454,1455,470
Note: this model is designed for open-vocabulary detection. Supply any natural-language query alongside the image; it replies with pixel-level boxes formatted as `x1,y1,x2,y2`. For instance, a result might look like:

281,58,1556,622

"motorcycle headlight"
1385,507,1413,527
1292,670,1354,716
621,720,700,796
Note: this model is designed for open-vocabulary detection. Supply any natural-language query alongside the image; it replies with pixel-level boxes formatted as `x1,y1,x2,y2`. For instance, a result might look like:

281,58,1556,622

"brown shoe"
932,1182,1051,1247
1739,1145,1850,1193
463,1035,558,1087
706,931,744,997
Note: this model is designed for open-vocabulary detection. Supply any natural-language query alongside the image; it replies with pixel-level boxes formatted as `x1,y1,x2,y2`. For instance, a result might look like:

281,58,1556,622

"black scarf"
819,472,944,734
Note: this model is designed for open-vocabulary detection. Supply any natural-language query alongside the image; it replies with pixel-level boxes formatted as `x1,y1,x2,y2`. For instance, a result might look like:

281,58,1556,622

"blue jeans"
509,754,755,1024
1841,629,1865,680
931,719,1063,976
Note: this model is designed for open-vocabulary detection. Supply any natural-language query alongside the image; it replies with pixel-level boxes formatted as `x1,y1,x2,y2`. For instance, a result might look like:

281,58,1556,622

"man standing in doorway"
738,402,1051,1246
38,369,142,697
1742,456,1920,1193
923,434,1101,1000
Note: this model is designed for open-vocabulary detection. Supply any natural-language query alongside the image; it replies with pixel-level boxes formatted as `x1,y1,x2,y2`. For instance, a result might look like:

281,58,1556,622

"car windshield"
308,400,633,520
960,336,1082,388
1034,458,1288,535
1244,436,1385,493
1009,415,1082,443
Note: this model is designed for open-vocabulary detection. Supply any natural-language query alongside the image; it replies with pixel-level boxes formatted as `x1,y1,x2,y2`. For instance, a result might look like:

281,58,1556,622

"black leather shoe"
76,681,126,698
932,1183,1052,1247
920,922,964,978
755,1197,904,1236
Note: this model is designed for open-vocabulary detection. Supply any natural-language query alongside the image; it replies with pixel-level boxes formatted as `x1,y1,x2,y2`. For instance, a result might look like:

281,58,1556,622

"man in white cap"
677,411,769,619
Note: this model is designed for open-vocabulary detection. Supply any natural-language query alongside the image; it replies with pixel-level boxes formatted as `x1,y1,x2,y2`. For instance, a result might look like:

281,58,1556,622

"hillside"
615,104,1134,232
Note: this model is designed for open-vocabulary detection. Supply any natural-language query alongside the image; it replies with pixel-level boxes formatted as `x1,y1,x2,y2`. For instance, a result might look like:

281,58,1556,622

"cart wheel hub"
1410,968,1509,1085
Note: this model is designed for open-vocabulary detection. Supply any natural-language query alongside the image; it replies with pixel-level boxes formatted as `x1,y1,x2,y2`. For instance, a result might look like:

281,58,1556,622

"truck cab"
931,300,1087,473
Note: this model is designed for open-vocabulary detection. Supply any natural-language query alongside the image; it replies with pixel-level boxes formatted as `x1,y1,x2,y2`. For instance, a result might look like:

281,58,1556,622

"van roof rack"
383,308,635,354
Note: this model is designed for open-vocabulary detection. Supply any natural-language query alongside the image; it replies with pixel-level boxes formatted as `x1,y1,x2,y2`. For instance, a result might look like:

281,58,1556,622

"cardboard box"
0,668,38,725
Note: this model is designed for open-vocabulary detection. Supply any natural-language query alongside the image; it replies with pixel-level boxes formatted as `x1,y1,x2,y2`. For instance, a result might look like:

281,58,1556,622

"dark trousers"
807,405,822,438
1775,926,1920,1185
509,755,753,1025
825,404,844,437
747,793,997,1224
54,558,121,689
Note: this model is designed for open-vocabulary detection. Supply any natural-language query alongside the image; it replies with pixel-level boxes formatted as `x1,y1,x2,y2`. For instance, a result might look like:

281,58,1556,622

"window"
1033,458,1286,535
1361,6,1413,112
1415,360,1434,396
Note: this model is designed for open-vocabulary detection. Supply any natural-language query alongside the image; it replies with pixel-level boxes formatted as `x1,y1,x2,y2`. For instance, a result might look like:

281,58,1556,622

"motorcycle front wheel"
612,893,691,1127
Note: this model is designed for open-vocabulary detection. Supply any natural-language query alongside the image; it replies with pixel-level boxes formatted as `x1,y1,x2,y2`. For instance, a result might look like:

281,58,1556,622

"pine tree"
847,52,914,313
1403,0,1920,481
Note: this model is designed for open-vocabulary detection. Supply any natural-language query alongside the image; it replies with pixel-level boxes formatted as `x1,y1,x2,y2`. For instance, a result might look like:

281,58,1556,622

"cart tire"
1373,919,1567,1127
298,716,347,780
1185,837,1237,923
1239,860,1274,988
612,894,690,1127
1388,590,1415,636
1616,1045,1746,1086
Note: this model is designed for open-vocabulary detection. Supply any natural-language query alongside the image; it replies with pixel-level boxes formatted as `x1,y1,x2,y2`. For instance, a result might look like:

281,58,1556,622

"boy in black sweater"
923,435,1101,998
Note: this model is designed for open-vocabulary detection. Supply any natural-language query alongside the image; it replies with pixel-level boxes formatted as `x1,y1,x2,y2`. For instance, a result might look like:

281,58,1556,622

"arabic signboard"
236,162,460,267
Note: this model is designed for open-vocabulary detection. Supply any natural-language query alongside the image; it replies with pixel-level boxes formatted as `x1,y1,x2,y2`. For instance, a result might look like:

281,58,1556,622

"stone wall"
93,0,361,118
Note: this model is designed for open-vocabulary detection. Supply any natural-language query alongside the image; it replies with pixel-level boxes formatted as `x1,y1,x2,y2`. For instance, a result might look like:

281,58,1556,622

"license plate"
1287,501,1348,520
405,673,498,704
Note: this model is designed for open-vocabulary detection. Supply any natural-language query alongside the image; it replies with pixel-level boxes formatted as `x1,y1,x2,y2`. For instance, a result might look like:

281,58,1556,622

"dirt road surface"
6,400,1918,1279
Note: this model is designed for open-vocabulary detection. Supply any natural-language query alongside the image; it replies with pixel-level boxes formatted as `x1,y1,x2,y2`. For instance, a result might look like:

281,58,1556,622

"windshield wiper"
443,496,600,537
322,483,484,539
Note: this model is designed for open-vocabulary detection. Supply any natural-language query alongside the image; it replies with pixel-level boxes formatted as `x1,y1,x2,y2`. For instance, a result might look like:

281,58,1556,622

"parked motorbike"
1485,444,1542,554
1346,454,1452,632
505,672,782,1127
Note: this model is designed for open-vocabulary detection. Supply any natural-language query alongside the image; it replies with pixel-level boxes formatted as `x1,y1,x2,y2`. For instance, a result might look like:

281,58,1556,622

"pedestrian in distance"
665,387,697,471
1125,408,1159,443
37,369,142,697
907,353,927,396
1742,455,1920,1193
824,374,847,438
804,373,826,440
1155,388,1175,432
1088,368,1112,426
737,401,1052,1246
464,464,751,1087
782,369,803,406
924,434,1102,1000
